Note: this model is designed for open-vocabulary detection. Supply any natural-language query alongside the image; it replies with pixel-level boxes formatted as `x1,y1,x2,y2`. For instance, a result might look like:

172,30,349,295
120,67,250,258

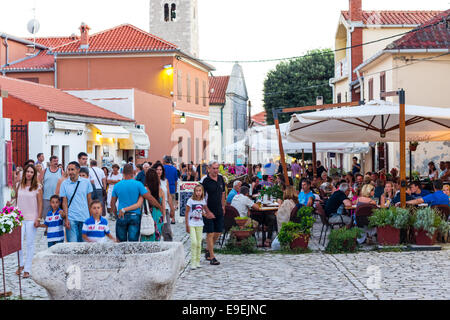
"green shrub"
224,235,258,254
412,207,450,237
368,207,410,229
325,227,362,254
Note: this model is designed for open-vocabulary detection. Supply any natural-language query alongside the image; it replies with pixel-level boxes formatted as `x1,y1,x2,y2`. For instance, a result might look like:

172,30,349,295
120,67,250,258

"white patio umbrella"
287,100,450,143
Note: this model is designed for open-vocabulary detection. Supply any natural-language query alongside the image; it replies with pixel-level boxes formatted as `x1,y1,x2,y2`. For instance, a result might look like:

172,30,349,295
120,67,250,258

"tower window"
164,4,169,22
171,4,176,21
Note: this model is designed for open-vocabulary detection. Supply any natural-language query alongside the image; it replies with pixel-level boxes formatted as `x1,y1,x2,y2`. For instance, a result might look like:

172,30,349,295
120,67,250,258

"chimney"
79,22,90,49
349,0,362,22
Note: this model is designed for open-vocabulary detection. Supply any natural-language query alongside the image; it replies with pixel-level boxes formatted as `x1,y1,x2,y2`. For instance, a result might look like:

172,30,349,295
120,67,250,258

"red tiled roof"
387,9,450,50
341,10,443,25
51,24,178,54
2,50,54,71
0,76,133,122
251,111,266,126
209,76,230,105
26,36,79,49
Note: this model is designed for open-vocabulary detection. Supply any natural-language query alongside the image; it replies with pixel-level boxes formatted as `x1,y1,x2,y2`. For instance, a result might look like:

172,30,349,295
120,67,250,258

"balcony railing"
335,58,348,78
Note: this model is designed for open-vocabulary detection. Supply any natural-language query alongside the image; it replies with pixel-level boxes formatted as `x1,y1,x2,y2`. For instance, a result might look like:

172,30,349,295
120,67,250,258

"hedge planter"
290,234,310,249
0,227,21,258
231,230,253,241
414,229,438,246
377,226,400,245
234,218,248,228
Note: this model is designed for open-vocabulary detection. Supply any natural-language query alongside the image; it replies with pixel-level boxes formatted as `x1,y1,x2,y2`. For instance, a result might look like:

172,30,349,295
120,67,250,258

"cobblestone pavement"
2,216,450,300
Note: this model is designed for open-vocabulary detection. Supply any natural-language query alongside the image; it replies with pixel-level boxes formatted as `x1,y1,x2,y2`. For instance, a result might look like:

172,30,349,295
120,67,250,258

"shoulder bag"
68,181,81,208
92,168,107,199
140,200,155,236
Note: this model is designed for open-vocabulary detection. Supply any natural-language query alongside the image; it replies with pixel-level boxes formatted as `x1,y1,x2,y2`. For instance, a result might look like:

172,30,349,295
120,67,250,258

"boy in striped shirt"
39,195,65,248
82,200,118,243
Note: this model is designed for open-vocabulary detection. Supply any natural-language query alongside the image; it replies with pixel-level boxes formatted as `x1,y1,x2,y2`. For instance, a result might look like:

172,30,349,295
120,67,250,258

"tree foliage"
263,49,334,125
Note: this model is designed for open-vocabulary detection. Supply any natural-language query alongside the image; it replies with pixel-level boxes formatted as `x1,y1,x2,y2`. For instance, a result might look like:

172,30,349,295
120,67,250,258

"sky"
0,0,448,115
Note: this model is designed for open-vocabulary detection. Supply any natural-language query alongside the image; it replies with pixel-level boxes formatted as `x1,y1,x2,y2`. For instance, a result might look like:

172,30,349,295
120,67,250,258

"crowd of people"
7,153,450,276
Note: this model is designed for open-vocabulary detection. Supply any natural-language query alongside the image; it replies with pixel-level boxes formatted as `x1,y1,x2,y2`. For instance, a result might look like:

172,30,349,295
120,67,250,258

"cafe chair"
316,203,345,246
220,205,240,248
354,203,377,228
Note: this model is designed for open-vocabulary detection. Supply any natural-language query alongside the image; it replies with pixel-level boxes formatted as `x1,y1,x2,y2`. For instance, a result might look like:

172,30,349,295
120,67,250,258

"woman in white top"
153,162,175,241
107,164,123,213
8,164,42,278
428,161,439,180
276,186,298,233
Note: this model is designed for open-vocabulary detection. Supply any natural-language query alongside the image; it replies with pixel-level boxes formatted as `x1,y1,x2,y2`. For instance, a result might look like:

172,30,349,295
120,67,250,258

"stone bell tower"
149,0,199,57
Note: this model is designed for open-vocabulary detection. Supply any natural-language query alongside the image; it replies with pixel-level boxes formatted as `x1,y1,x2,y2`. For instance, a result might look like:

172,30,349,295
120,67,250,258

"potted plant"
230,226,254,241
0,206,24,258
234,216,249,228
412,207,449,245
278,207,315,250
369,207,410,245
325,227,362,253
409,141,419,151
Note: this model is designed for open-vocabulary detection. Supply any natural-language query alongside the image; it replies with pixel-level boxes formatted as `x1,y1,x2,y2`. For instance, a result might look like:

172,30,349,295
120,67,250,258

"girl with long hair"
428,161,438,180
142,168,166,242
11,164,43,278
152,162,175,241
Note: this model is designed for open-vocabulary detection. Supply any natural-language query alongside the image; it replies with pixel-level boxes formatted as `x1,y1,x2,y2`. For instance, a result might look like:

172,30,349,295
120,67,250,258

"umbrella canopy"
287,100,450,143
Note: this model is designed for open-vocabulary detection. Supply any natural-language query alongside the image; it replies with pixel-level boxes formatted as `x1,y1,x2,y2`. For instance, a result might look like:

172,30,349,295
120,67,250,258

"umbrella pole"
273,109,290,186
399,89,406,208
312,143,317,178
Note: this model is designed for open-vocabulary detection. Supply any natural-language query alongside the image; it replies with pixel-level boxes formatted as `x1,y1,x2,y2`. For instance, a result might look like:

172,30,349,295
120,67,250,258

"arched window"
164,4,169,22
171,3,176,21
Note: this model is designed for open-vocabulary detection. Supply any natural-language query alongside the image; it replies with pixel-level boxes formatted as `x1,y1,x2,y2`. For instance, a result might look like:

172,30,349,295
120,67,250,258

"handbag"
140,201,155,236
92,168,107,199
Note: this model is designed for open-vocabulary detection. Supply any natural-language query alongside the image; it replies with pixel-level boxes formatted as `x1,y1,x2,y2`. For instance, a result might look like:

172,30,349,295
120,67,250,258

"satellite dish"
27,19,40,34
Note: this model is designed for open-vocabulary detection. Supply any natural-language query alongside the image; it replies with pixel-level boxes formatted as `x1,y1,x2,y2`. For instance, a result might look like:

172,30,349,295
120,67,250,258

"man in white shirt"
89,159,107,214
231,186,259,218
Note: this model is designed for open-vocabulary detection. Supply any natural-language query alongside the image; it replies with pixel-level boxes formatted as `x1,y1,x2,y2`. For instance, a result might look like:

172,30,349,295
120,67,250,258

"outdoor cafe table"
250,204,278,247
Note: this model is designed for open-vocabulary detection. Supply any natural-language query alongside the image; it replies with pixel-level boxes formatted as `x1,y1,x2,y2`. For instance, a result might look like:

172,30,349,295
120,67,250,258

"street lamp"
214,121,219,130
163,64,173,76
180,112,186,124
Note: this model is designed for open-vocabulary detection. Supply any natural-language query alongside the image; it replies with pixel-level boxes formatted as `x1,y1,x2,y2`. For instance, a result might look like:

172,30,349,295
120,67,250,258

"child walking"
82,200,119,243
185,185,209,269
38,195,65,248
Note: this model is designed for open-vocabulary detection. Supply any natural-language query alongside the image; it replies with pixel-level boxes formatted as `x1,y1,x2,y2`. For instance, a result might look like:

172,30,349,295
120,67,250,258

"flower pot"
414,228,437,245
231,230,253,241
342,238,358,252
234,218,248,228
290,234,310,249
0,227,22,258
377,225,400,245
409,145,417,151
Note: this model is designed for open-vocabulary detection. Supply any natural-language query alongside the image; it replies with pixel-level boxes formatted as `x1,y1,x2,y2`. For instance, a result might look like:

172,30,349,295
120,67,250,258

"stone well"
31,242,185,300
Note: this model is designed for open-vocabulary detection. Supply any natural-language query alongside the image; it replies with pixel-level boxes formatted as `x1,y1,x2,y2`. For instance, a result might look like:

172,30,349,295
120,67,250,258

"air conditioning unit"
136,124,145,131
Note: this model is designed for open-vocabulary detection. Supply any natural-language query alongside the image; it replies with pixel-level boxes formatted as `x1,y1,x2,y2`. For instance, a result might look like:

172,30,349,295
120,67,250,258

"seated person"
374,179,385,201
226,180,242,205
276,186,298,232
251,176,262,195
405,180,449,207
325,183,353,226
392,186,415,205
298,180,315,207
230,186,260,228
409,181,430,199
357,184,377,206
380,181,396,208
259,175,273,188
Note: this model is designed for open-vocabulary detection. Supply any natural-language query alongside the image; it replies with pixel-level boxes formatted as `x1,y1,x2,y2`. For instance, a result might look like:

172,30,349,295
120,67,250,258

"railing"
335,57,348,78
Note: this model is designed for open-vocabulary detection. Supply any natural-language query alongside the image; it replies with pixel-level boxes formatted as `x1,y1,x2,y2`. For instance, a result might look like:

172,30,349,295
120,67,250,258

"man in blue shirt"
226,180,242,205
264,159,276,176
298,180,315,207
405,180,449,207
163,156,178,224
60,161,93,242
111,164,162,241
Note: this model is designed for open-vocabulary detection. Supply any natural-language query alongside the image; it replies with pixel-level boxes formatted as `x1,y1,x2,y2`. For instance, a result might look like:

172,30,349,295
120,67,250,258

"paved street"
2,217,450,300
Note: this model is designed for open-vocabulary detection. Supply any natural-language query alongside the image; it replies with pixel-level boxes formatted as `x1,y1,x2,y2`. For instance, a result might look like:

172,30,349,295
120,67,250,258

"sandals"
209,258,220,265
205,249,211,260
15,267,24,275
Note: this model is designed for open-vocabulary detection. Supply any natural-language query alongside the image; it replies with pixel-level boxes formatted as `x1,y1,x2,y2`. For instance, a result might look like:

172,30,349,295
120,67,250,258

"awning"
119,127,150,150
91,124,130,139
53,120,86,131
287,100,450,143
